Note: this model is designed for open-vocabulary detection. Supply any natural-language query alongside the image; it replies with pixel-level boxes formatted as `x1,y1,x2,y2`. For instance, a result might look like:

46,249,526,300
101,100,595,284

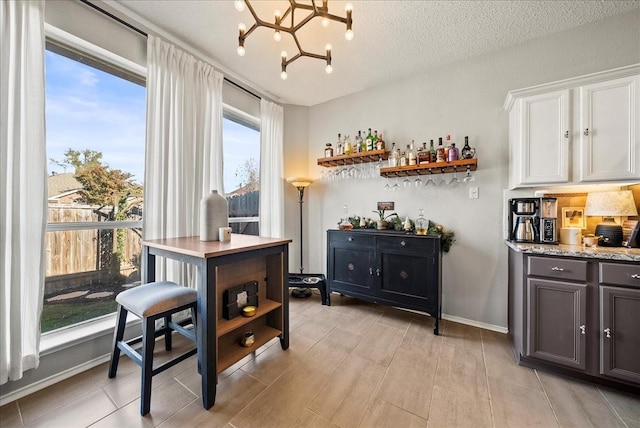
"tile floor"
1,292,639,427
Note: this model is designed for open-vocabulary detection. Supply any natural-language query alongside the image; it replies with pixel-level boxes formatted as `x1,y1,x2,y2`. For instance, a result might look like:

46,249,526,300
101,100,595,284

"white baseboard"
441,313,508,334
0,354,110,407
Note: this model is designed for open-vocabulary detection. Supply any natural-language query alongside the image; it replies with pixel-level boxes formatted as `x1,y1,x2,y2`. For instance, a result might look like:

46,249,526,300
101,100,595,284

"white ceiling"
115,1,639,106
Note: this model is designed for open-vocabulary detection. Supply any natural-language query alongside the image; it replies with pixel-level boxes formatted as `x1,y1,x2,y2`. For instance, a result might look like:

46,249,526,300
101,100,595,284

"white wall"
297,9,640,329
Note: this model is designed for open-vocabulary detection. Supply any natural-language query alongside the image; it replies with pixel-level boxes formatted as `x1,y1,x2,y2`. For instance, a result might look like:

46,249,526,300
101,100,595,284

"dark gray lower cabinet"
526,278,587,370
508,248,640,392
600,286,640,383
327,229,442,334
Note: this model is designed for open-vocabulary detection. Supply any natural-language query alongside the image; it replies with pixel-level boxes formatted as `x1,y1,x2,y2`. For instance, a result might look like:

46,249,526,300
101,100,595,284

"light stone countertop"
505,241,640,262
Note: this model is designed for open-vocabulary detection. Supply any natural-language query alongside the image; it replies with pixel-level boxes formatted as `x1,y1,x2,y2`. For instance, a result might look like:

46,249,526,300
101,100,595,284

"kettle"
515,217,535,241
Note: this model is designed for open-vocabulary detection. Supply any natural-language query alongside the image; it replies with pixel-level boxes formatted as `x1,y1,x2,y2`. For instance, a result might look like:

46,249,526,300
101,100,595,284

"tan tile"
159,370,266,427
359,398,427,428
294,409,340,428
537,371,625,428
401,319,442,355
352,323,403,367
308,355,385,428
229,361,332,427
18,364,112,423
239,335,309,385
0,401,23,427
376,307,418,331
27,388,117,428
312,326,363,354
599,387,640,422
375,344,437,419
435,343,488,402
623,417,640,428
92,379,197,428
482,329,543,392
441,320,483,353
427,384,492,428
488,376,558,428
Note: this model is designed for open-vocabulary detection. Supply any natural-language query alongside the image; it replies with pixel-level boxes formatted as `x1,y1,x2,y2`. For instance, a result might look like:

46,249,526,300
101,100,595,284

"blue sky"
45,50,259,192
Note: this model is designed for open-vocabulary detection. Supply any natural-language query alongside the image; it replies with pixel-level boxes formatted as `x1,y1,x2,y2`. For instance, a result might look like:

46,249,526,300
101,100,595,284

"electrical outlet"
469,187,479,199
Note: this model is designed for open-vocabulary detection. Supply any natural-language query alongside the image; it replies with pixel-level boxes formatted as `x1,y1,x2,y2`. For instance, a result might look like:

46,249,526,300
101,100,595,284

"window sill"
40,312,140,356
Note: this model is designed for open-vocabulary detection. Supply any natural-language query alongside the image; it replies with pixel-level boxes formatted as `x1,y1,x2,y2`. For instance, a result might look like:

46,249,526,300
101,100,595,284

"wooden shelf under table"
217,298,281,337
217,323,282,373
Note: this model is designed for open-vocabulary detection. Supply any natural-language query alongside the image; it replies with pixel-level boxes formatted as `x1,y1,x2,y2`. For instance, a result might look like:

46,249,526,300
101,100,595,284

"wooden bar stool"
108,281,198,416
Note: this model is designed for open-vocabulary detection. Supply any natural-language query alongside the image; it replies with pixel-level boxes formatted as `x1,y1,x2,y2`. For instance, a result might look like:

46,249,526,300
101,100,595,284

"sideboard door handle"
369,267,373,275
579,325,586,335
551,267,564,272
631,274,640,279
400,240,406,247
376,268,381,276
604,328,611,338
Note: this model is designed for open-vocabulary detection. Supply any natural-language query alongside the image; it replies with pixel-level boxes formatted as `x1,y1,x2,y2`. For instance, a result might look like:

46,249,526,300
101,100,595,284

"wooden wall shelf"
317,149,389,167
379,158,477,177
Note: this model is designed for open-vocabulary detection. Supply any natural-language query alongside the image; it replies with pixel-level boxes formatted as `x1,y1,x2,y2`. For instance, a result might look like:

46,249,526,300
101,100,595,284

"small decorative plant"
372,209,397,229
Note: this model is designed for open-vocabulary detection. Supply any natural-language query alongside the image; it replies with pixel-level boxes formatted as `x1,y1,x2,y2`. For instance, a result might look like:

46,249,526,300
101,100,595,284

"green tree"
234,157,259,191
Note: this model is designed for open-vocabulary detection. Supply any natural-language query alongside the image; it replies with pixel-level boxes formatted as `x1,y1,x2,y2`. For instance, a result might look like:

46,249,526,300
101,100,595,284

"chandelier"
235,0,353,80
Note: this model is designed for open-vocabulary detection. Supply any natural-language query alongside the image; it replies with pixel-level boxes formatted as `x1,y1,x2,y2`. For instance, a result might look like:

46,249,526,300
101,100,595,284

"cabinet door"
517,90,570,185
327,243,375,295
526,278,587,370
600,286,640,383
378,251,435,312
580,75,640,182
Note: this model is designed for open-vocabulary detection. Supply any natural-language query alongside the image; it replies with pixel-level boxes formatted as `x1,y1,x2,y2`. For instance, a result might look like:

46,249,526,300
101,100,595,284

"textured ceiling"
114,1,639,106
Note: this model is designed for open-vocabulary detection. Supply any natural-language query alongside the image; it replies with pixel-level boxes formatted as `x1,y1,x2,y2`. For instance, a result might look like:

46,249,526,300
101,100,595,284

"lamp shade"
584,190,638,217
287,177,314,188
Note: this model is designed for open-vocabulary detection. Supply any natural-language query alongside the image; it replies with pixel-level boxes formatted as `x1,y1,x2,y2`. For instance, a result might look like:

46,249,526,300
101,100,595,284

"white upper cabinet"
579,76,639,182
505,65,640,189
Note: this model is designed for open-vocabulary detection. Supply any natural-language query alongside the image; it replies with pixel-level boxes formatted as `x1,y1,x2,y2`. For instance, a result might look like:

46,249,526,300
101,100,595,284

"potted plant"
372,209,397,230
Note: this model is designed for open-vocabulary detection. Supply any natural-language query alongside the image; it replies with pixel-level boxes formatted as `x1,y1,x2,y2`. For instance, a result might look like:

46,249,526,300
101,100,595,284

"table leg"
143,246,156,284
198,258,217,409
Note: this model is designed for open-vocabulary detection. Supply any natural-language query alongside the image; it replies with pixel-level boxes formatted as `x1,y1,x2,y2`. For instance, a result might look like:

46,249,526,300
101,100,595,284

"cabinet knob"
369,267,373,275
564,130,569,139
631,274,640,279
579,325,586,335
551,267,565,272
583,128,589,136
376,268,381,276
400,240,406,247
604,328,611,338
348,237,353,241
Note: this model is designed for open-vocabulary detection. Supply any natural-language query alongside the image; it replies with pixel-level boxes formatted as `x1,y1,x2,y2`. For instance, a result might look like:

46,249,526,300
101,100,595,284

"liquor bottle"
436,137,446,162
418,142,430,164
377,132,385,151
325,143,333,158
448,143,459,161
389,142,398,167
408,140,417,166
415,209,428,235
365,128,374,152
373,130,380,151
355,131,363,153
400,150,407,166
337,143,343,156
444,134,452,161
461,136,473,159
344,134,352,155
429,139,437,163
337,133,342,148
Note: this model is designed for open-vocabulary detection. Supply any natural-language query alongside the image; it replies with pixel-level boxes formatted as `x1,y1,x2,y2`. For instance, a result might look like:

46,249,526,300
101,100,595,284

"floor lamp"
287,177,314,298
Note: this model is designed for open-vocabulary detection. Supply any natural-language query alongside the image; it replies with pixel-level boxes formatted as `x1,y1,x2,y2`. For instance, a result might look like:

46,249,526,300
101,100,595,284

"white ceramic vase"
200,190,228,241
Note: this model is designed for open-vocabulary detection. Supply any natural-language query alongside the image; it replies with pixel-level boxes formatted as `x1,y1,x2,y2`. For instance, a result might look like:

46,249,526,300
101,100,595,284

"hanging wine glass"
392,174,400,191
449,166,461,187
424,169,436,187
463,165,475,183
436,168,447,187
403,175,412,189
414,175,423,188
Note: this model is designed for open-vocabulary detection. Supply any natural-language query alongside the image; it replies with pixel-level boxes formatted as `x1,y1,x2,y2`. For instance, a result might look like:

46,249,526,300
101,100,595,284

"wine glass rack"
379,159,477,177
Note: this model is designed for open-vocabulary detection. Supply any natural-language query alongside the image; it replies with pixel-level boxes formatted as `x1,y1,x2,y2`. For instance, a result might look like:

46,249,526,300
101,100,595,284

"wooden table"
142,234,291,410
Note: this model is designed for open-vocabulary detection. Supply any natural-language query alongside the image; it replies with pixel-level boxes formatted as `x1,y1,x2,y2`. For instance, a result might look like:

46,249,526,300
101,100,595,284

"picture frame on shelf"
562,207,586,229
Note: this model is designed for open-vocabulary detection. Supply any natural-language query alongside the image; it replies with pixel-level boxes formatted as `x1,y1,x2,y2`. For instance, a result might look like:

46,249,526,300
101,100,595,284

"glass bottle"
444,134,452,161
448,143,459,161
461,136,473,159
436,137,446,162
344,134,352,155
400,150,407,166
355,130,363,153
389,142,398,167
365,128,374,152
377,132,385,151
373,130,380,151
418,142,430,164
429,139,437,163
415,209,428,235
325,143,333,158
408,140,417,166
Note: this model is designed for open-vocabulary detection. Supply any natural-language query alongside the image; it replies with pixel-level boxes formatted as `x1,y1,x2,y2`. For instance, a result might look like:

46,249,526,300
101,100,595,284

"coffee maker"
508,197,558,244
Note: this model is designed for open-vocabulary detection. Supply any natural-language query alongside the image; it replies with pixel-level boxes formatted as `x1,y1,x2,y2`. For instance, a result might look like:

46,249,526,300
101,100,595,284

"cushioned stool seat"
108,281,198,416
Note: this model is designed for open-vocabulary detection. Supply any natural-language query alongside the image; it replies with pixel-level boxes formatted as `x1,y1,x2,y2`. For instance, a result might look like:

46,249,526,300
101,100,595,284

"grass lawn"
41,300,118,333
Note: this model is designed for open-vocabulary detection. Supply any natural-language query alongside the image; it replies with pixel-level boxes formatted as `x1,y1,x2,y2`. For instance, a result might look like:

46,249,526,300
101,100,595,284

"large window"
43,44,146,333
222,110,261,235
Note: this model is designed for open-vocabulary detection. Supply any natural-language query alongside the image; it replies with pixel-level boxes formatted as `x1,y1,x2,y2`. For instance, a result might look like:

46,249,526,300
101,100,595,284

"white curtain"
144,35,223,283
259,99,284,238
0,0,47,384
